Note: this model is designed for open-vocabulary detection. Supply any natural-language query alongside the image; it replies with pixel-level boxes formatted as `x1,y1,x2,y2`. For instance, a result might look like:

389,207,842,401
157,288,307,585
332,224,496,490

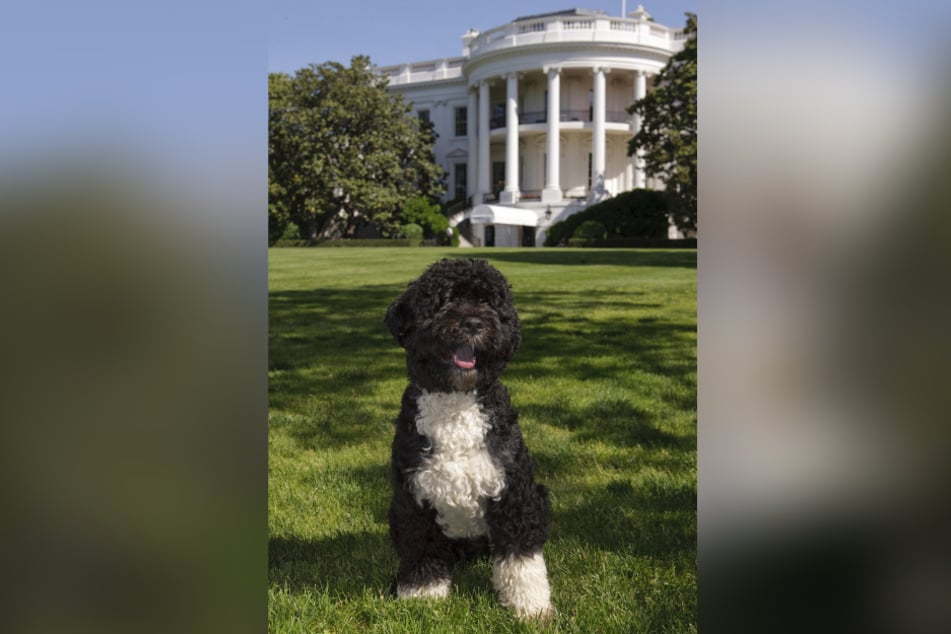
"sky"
268,1,699,75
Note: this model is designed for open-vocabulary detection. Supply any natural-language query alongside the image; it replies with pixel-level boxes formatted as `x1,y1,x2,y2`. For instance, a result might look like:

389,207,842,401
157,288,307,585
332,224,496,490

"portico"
468,66,655,206
376,6,686,246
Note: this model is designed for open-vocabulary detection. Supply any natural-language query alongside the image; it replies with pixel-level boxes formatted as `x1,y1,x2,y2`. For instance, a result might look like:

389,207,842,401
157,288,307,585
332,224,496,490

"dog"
384,258,553,620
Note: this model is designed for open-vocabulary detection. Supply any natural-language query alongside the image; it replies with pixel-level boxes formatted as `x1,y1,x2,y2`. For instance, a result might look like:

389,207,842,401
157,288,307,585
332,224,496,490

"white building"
376,6,687,247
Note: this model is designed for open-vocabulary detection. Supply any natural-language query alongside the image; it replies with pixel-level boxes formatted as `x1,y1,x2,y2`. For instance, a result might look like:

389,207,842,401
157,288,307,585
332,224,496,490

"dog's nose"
461,316,483,333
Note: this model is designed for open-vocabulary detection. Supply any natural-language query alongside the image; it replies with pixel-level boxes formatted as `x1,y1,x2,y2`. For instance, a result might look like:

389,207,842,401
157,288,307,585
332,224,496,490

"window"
492,161,505,197
454,163,467,200
417,109,430,124
491,103,505,129
454,107,467,136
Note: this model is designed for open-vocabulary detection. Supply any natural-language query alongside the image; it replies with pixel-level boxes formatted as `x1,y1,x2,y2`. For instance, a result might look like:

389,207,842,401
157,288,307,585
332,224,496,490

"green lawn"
268,247,697,633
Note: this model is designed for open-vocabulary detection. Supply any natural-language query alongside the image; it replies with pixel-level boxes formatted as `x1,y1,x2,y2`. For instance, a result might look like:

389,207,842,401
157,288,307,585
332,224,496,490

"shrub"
401,222,424,246
280,221,300,241
544,219,574,247
544,189,670,246
314,239,417,247
401,196,448,240
574,220,607,240
270,221,311,247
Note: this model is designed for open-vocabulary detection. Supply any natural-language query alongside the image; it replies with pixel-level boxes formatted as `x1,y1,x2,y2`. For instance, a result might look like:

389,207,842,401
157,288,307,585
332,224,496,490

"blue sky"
2,0,946,208
268,1,699,75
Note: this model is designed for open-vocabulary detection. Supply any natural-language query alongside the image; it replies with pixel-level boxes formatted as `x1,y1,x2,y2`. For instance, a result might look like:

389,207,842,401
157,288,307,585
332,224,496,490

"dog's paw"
515,602,556,625
493,552,553,623
395,578,451,599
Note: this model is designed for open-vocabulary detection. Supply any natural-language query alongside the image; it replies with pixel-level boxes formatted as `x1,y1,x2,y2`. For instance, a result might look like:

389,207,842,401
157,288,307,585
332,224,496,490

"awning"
469,205,538,227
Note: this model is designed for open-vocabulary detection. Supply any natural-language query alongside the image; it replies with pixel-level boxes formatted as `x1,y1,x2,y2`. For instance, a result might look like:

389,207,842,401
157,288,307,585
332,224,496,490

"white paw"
492,552,553,620
396,578,451,599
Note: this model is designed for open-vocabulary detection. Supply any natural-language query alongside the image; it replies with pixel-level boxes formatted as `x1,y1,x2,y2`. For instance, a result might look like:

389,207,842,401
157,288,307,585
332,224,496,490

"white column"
591,67,607,200
477,80,491,204
632,70,647,189
500,73,520,204
467,88,478,201
542,67,562,203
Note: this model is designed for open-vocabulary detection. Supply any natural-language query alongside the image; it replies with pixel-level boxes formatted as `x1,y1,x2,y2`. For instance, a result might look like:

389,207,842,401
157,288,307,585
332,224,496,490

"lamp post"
545,205,552,223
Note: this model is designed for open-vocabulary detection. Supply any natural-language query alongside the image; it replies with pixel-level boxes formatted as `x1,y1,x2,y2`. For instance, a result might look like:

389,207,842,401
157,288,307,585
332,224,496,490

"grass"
269,247,697,633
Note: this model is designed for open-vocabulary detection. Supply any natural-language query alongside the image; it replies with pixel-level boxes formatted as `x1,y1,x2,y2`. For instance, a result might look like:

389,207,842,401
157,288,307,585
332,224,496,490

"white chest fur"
411,390,506,539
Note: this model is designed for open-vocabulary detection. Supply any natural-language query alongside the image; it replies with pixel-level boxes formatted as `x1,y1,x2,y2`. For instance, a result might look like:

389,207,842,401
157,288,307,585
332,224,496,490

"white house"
375,6,687,247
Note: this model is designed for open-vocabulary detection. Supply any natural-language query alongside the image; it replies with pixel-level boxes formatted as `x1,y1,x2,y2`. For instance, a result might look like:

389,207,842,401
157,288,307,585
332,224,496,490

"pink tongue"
453,346,476,369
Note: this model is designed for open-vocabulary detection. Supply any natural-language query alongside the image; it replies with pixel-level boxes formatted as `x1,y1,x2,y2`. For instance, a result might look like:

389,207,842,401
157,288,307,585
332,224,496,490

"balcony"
468,11,685,59
376,57,466,87
489,109,632,129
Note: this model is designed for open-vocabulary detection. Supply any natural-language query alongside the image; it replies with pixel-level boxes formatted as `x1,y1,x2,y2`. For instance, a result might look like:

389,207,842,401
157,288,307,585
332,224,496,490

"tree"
268,56,445,242
628,13,697,234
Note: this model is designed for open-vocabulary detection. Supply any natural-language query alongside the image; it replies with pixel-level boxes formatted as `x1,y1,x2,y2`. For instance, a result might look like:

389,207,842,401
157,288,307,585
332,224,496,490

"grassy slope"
269,248,697,633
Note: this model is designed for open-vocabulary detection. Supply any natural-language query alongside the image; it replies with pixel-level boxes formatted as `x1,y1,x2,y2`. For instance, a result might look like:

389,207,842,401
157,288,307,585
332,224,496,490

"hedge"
271,238,421,248
544,188,670,246
566,238,697,248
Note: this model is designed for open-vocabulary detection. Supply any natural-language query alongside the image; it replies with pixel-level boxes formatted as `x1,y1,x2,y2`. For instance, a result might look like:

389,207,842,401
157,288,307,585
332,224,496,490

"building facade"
376,6,686,247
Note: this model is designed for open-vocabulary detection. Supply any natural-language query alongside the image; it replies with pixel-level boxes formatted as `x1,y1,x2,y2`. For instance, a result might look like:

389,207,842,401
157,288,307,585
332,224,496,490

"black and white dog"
384,258,553,620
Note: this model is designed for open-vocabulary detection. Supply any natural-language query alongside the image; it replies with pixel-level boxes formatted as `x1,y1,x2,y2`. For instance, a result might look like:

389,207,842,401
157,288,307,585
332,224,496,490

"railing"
468,12,684,58
520,110,548,124
563,19,594,30
378,13,685,88
376,57,467,86
489,109,631,128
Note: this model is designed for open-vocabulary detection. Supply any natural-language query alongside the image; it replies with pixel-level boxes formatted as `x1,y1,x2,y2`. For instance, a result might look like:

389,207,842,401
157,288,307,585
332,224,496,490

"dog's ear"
384,290,415,348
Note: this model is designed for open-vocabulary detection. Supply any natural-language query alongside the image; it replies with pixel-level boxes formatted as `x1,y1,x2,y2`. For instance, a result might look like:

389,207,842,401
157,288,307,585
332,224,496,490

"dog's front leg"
488,482,554,620
389,489,454,599
395,553,452,599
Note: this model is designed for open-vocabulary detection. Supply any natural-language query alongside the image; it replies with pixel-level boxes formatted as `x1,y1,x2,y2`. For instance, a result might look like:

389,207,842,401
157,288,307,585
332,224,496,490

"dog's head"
385,258,521,392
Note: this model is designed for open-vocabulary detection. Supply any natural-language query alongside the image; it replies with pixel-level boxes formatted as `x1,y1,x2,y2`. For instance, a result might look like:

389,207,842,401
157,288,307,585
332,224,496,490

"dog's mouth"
451,345,477,370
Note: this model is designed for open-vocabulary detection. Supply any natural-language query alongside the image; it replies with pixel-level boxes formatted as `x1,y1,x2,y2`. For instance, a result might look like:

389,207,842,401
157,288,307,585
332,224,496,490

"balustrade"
488,108,631,129
467,12,684,58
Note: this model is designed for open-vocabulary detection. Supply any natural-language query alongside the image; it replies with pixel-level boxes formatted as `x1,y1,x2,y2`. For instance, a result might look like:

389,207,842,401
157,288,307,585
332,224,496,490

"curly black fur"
385,257,522,393
384,258,552,615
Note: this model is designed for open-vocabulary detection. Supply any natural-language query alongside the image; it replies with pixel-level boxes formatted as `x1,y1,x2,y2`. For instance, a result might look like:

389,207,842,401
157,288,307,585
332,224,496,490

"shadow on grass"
268,285,401,375
269,532,394,595
269,531,497,599
545,472,697,560
514,289,696,387
271,286,695,451
269,286,406,450
524,397,694,450
269,286,696,408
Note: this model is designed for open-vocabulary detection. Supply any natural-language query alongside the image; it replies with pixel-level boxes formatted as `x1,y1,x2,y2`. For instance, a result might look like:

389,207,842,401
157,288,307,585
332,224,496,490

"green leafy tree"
268,56,445,242
268,72,300,244
628,13,697,234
